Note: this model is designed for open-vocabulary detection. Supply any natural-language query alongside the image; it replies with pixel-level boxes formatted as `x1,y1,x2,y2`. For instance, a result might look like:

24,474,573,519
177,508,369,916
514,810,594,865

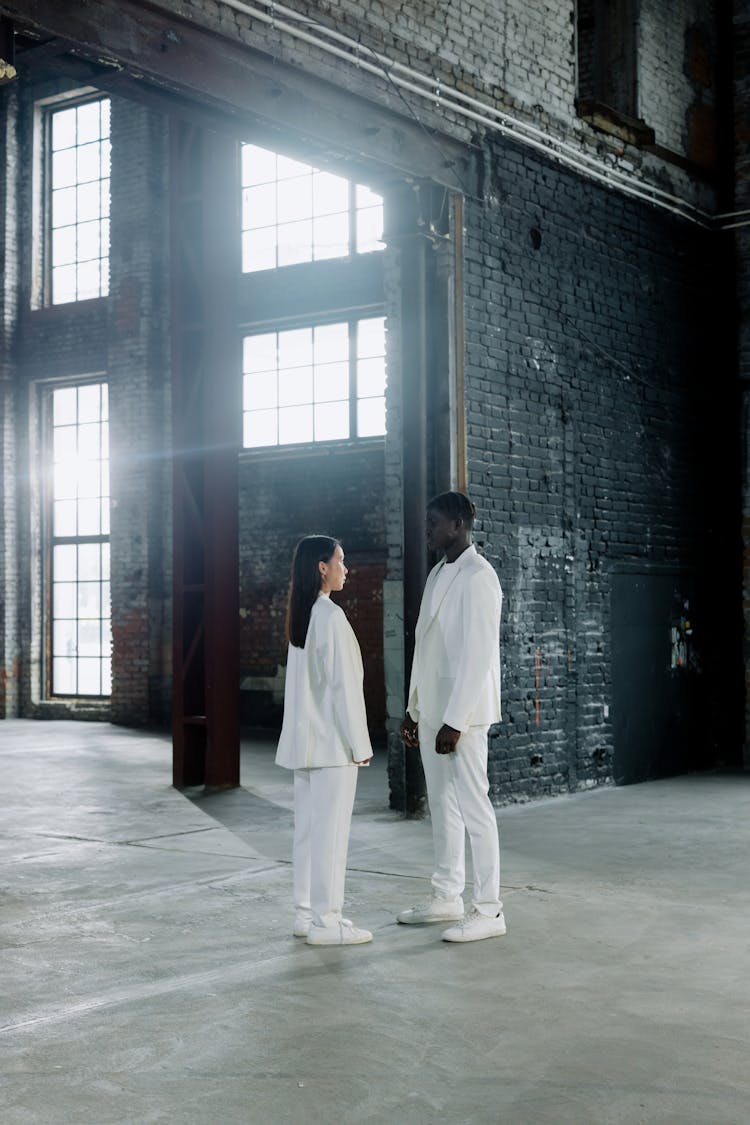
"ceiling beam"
0,0,473,189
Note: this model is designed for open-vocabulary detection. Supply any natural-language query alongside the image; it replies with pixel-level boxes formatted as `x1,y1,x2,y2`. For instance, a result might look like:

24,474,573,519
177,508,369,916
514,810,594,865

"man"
398,491,505,942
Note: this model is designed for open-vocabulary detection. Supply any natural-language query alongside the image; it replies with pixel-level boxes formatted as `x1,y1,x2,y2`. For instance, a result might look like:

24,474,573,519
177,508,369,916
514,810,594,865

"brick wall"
0,84,19,718
107,99,172,727
461,135,738,800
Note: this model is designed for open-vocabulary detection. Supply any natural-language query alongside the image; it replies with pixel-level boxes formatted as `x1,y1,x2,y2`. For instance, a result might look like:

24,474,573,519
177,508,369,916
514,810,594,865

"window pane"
52,107,77,151
242,227,277,273
277,154,311,180
53,620,76,657
52,265,77,305
76,220,100,262
314,401,349,441
277,175,312,224
54,583,77,618
78,659,101,695
53,657,76,695
53,425,76,465
54,500,77,536
278,328,313,370
76,260,102,301
101,658,112,696
357,317,385,358
357,396,386,437
357,356,386,398
356,184,382,209
53,387,77,425
100,99,110,138
78,582,101,618
278,366,313,408
76,182,101,223
314,322,348,364
243,333,277,373
77,499,102,536
313,171,349,215
279,405,313,444
52,187,77,228
78,543,101,581
313,213,349,260
52,226,76,266
78,620,102,657
76,141,102,184
244,409,277,448
54,544,77,582
77,422,101,460
314,362,348,403
53,460,78,501
77,384,102,423
277,220,313,266
243,183,277,229
76,102,101,145
245,372,277,411
52,148,77,189
242,143,277,186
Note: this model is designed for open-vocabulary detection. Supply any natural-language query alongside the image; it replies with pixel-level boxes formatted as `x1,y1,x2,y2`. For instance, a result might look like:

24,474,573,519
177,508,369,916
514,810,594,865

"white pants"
293,766,359,928
419,721,502,916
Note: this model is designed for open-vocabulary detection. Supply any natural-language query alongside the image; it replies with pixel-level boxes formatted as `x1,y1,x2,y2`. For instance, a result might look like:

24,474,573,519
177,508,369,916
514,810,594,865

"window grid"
47,96,111,305
47,383,112,698
242,317,386,449
241,143,384,273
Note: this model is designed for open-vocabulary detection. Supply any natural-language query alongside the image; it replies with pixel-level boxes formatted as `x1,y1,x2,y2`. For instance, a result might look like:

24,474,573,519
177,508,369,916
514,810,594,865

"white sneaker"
396,895,464,925
294,913,352,938
306,920,373,946
441,907,507,943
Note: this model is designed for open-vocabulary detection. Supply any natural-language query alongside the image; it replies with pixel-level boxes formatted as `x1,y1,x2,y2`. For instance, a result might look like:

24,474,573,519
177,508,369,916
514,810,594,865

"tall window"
47,382,111,697
243,317,386,448
241,143,383,272
47,96,111,304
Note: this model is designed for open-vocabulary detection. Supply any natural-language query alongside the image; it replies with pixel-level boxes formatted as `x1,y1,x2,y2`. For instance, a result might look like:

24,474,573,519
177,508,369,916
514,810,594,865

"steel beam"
171,120,240,789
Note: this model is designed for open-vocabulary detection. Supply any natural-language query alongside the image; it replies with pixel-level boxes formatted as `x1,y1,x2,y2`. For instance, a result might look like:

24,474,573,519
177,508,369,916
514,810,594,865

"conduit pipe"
206,0,742,229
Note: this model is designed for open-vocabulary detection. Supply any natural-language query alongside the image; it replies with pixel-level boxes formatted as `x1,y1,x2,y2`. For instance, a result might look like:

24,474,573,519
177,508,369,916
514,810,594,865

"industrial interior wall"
460,136,737,800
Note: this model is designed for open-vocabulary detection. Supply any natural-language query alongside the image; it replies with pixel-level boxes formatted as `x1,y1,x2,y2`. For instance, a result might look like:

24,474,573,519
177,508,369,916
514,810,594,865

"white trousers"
419,721,502,916
293,765,359,929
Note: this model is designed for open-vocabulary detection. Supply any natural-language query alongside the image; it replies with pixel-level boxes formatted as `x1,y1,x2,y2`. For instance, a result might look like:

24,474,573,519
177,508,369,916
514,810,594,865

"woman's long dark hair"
286,535,339,648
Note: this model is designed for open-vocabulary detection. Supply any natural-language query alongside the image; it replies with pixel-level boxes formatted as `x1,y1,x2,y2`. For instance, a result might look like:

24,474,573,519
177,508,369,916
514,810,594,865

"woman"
276,535,374,946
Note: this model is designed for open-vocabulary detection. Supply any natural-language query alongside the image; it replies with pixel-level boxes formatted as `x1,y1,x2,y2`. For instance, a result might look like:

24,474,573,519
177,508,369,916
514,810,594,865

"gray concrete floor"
0,721,748,1125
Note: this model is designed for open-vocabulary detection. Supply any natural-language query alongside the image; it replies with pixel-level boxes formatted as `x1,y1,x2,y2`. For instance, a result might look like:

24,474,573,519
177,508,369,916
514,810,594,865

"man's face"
426,507,460,555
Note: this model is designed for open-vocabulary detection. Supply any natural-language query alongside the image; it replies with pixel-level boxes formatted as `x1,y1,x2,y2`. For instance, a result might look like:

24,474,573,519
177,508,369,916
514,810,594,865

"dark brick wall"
461,136,739,801
238,444,386,733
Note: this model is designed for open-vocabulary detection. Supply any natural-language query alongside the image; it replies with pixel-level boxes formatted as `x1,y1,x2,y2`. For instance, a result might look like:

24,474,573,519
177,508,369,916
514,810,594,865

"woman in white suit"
276,535,374,946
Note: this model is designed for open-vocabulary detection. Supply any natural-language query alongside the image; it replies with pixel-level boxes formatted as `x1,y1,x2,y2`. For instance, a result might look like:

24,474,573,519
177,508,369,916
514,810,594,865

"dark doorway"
611,570,704,784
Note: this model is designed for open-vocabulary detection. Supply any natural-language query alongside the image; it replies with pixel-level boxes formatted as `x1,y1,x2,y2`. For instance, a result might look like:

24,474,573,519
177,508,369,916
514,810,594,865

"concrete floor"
0,721,748,1125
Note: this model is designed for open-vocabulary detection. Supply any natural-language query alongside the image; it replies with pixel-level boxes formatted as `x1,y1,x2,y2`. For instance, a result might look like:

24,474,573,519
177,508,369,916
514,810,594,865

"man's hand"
399,715,419,748
435,724,461,755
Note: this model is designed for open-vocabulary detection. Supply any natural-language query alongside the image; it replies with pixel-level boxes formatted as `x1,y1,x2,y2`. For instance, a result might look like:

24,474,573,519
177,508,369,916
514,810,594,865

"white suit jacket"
407,545,502,733
276,594,373,770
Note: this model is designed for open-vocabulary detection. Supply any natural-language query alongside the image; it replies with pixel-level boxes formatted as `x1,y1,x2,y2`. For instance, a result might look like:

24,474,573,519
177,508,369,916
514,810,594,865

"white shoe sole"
397,912,464,924
306,930,373,946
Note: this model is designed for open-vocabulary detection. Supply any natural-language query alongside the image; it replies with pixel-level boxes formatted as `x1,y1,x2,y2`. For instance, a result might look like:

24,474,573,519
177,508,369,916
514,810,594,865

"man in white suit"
398,491,505,942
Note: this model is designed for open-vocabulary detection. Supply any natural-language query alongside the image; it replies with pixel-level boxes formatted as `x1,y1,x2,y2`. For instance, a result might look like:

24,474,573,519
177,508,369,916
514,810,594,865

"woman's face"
319,544,348,593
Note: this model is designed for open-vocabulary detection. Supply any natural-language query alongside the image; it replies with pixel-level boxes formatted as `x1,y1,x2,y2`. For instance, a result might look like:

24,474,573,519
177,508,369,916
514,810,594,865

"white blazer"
276,594,373,770
407,545,502,733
